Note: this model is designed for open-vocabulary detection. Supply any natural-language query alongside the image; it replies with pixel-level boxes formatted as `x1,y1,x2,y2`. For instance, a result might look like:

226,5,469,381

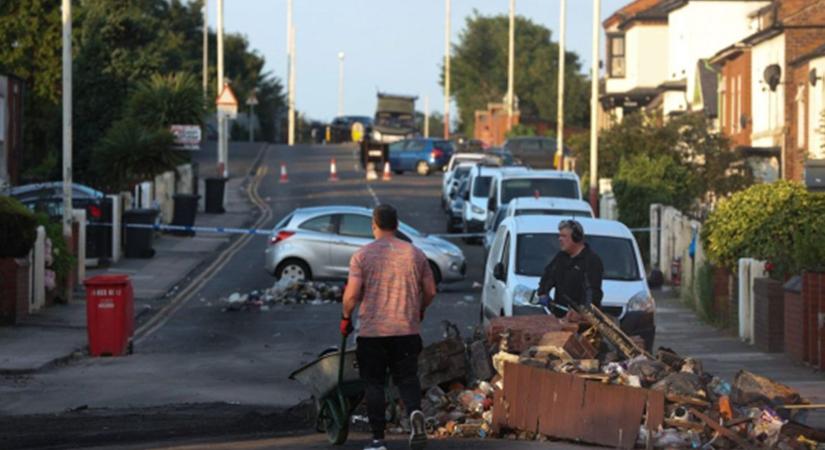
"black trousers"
356,334,423,439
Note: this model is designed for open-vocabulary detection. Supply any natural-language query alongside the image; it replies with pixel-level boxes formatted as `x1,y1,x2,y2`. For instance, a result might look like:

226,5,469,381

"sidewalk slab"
0,302,87,373
0,174,257,374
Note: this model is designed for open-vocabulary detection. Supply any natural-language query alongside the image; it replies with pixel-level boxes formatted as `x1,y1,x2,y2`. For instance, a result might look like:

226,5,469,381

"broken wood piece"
776,404,825,410
690,408,755,450
666,393,710,407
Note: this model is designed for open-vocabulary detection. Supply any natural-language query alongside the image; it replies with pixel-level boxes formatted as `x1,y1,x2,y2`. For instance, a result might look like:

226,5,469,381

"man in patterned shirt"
341,204,437,450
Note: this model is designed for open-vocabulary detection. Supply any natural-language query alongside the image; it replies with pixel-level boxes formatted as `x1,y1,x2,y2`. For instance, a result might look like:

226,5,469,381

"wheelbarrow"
289,334,365,445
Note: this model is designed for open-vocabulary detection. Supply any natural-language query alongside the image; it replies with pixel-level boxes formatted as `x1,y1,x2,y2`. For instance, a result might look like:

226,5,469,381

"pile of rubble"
221,279,343,311
385,312,824,448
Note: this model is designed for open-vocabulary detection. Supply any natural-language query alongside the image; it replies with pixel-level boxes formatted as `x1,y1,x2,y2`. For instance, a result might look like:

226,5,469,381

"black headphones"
561,219,584,243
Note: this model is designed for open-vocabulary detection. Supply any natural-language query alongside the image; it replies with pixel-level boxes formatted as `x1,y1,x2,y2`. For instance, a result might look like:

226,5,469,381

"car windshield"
514,209,591,218
472,176,492,197
501,178,578,203
453,166,471,179
375,112,414,129
515,233,640,280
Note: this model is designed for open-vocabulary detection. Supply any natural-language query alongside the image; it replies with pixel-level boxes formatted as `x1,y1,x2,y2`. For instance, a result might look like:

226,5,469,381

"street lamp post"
338,52,345,117
444,0,451,138
61,0,72,241
287,0,295,146
507,0,516,129
556,0,567,170
246,93,258,143
217,0,226,176
590,0,601,214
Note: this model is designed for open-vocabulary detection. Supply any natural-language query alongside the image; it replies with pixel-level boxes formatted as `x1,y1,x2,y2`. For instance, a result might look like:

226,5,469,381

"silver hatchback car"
265,206,466,284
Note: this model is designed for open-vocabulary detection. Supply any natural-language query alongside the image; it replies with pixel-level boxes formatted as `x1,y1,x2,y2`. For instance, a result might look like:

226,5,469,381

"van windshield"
472,176,493,197
502,179,579,203
515,233,640,281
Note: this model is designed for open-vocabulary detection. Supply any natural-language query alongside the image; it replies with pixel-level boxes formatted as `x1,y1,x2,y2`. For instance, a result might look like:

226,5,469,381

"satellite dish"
811,68,819,87
763,64,782,91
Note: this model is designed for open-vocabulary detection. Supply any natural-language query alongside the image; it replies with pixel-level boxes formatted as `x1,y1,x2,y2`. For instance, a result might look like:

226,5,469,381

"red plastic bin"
84,274,134,356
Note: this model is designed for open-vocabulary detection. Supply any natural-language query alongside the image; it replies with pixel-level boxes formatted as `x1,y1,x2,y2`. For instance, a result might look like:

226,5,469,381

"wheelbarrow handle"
338,333,348,386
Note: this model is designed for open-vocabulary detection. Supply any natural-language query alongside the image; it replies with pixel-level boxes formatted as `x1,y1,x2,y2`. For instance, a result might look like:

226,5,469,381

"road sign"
170,125,202,151
216,83,238,119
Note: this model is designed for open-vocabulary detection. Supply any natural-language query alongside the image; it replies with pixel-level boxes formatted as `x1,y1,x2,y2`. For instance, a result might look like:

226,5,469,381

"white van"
462,165,502,235
483,197,595,251
481,215,655,349
486,170,582,218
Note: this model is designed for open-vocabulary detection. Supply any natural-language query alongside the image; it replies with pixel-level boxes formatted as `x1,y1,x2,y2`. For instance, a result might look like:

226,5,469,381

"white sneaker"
409,410,427,450
364,439,387,450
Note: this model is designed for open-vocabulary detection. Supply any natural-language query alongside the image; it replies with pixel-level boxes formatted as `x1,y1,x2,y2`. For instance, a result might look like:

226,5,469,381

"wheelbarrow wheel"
320,397,349,445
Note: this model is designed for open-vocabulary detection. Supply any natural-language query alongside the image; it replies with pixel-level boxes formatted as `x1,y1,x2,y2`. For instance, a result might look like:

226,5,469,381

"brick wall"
785,289,807,363
754,277,785,352
720,51,753,148
781,0,825,180
0,257,30,325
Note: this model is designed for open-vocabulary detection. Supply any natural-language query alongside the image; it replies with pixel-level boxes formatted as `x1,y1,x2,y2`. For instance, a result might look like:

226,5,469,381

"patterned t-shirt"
349,236,434,337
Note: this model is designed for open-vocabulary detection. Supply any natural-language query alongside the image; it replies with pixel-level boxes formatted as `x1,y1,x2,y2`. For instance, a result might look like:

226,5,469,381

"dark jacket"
537,244,604,309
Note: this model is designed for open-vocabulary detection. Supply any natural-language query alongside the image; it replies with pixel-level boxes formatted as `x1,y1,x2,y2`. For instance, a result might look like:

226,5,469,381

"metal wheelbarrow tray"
289,336,365,445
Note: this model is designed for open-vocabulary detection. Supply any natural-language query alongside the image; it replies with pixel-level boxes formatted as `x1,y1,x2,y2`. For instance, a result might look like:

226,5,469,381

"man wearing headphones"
536,219,604,317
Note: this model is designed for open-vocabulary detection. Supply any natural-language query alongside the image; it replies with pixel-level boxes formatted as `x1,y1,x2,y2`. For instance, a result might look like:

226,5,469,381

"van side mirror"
493,262,505,281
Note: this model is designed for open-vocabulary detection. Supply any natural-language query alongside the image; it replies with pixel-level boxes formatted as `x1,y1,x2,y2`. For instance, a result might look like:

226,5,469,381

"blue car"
388,138,454,176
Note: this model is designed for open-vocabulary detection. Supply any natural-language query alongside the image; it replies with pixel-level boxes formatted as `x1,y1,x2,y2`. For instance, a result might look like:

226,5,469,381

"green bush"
703,181,825,278
0,196,37,258
612,153,698,264
126,72,204,129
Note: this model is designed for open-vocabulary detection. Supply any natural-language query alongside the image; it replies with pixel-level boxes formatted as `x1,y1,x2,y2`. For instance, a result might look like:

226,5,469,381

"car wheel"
276,259,311,282
428,261,442,285
416,161,430,176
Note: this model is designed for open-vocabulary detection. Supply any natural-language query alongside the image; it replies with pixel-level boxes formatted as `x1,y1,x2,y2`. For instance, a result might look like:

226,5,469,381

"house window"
608,35,625,78
797,86,806,150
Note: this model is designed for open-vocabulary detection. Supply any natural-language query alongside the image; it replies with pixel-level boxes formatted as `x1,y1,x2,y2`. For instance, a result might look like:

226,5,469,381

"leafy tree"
90,118,182,192
127,72,203,128
446,12,590,137
506,123,537,138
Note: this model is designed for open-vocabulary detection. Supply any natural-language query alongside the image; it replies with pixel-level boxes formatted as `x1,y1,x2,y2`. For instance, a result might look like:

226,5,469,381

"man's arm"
537,255,559,297
420,252,437,311
585,254,604,308
342,253,364,319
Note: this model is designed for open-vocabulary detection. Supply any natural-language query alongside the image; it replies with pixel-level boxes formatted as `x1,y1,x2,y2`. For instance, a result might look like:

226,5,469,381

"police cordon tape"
88,222,659,239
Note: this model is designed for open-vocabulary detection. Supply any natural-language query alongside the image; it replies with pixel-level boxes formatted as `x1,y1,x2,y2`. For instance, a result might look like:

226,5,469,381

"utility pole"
202,0,208,103
590,0,601,214
247,92,258,143
556,0,567,170
337,52,345,117
424,95,430,138
61,0,72,243
217,0,226,176
507,0,516,129
443,0,451,138
287,0,295,146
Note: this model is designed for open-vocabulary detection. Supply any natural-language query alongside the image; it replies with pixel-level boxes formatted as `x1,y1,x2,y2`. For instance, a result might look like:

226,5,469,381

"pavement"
0,141,822,449
0,142,266,374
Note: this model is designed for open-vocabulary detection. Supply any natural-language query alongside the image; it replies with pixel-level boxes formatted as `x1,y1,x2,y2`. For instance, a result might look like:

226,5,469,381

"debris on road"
371,310,823,448
221,279,343,311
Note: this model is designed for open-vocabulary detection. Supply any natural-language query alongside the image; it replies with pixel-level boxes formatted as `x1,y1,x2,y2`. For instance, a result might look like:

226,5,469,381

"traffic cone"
329,158,339,182
382,162,392,181
279,163,289,184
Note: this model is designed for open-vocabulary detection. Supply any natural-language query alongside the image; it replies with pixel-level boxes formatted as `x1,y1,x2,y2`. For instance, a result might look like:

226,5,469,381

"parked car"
441,163,475,210
446,177,469,233
481,215,655,350
388,138,454,175
265,206,466,285
486,170,582,220
482,197,595,251
461,165,501,237
503,137,571,169
10,182,108,259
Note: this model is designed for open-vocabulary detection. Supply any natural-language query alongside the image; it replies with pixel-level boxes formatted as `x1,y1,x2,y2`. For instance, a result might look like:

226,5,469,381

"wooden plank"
522,365,541,433
581,382,647,449
645,389,666,432
690,408,755,450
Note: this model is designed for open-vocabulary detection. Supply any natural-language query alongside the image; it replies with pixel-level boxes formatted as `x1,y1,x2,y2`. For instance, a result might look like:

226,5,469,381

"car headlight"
513,284,536,306
471,205,485,214
627,290,656,313
372,130,382,140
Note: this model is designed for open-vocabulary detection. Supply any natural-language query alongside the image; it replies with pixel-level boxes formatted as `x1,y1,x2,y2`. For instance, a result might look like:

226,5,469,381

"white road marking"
366,183,380,206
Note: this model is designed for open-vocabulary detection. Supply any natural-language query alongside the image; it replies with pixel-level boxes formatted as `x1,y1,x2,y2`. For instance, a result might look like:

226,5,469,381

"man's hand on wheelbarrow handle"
340,315,353,336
